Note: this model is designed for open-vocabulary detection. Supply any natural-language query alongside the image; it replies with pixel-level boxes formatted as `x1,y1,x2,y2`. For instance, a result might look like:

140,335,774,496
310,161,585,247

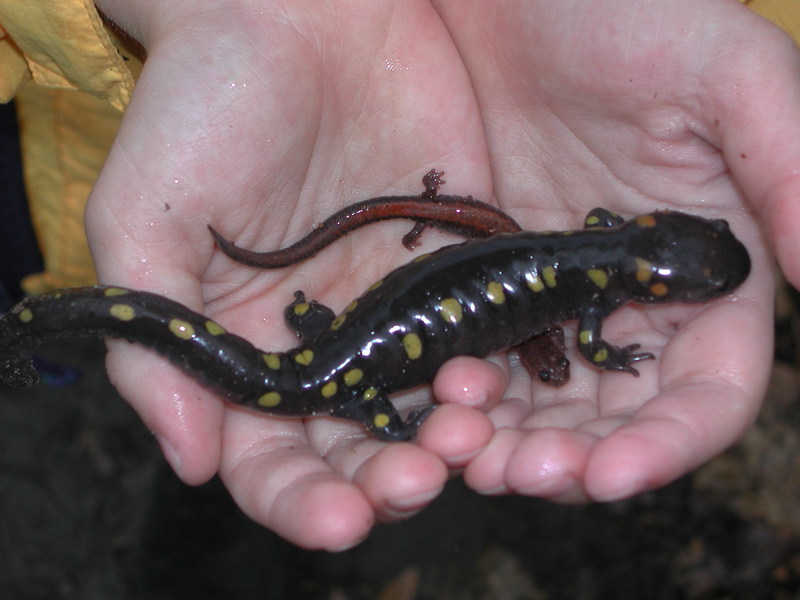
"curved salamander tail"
0,286,297,415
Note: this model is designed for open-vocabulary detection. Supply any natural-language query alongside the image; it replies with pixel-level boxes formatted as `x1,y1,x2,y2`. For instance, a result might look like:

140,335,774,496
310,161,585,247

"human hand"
429,0,793,503
89,0,498,550
86,0,797,548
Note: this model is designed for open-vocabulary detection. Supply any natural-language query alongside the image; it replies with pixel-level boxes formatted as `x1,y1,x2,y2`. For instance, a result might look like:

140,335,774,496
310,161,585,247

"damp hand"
424,0,788,504
86,0,794,548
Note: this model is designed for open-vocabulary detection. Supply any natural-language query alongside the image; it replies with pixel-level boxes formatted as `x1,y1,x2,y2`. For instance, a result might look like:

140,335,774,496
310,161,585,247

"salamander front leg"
330,388,436,441
284,291,336,342
584,207,625,228
576,306,655,375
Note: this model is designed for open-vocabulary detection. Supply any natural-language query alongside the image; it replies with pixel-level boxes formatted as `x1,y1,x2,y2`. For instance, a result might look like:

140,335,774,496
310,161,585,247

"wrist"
93,0,273,53
93,0,156,47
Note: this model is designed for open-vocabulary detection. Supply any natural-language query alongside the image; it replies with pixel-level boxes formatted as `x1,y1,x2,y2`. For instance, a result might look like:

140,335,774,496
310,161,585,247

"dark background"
1,102,798,600
1,332,798,600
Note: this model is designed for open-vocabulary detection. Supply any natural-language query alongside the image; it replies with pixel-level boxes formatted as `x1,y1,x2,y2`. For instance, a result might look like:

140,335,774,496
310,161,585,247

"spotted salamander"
0,200,750,440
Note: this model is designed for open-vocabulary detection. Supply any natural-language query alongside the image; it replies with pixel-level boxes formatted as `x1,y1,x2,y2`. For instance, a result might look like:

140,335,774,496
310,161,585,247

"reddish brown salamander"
207,169,522,268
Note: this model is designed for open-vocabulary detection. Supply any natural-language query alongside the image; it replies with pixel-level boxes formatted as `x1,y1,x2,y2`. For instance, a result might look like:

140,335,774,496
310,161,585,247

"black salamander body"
0,209,750,441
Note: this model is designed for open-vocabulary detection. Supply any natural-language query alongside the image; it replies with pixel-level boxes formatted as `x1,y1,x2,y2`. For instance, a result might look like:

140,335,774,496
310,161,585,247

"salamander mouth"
704,251,750,297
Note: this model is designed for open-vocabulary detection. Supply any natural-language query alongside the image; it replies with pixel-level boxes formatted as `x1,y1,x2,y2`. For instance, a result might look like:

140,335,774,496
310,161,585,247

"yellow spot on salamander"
586,268,608,289
257,392,281,407
103,287,128,297
345,299,358,313
110,304,135,321
294,349,314,366
367,279,383,292
19,308,33,323
330,314,347,330
263,353,281,370
373,413,391,429
526,271,545,293
438,298,463,324
344,368,364,386
585,215,601,226
402,333,423,360
292,302,310,316
321,381,338,398
542,266,558,288
635,214,657,228
413,252,432,262
364,387,378,401
593,348,609,364
169,318,195,340
579,330,594,345
635,257,653,283
650,282,669,297
205,320,226,336
486,282,506,304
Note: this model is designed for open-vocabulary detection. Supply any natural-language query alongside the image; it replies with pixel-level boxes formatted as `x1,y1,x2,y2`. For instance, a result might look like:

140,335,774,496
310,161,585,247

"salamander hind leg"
401,168,447,250
330,389,436,441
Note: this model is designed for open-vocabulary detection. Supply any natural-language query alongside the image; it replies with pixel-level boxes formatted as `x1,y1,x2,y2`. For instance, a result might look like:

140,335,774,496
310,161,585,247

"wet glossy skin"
0,208,750,440
207,169,523,267
210,169,574,384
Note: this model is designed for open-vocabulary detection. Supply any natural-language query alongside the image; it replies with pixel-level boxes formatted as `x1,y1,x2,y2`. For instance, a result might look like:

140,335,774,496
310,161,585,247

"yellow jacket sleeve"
0,0,134,110
0,1,139,293
743,0,800,43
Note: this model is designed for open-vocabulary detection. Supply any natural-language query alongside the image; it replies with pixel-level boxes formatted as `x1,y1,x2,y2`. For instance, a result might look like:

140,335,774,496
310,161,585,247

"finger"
218,410,376,551
416,403,496,469
94,260,226,484
432,355,508,411
584,294,770,501
350,442,448,520
708,19,800,284
104,341,225,484
218,410,452,549
425,356,507,466
582,380,753,501
465,427,596,502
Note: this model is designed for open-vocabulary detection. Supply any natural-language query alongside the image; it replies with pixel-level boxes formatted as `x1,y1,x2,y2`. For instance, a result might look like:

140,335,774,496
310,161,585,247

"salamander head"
619,211,750,304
